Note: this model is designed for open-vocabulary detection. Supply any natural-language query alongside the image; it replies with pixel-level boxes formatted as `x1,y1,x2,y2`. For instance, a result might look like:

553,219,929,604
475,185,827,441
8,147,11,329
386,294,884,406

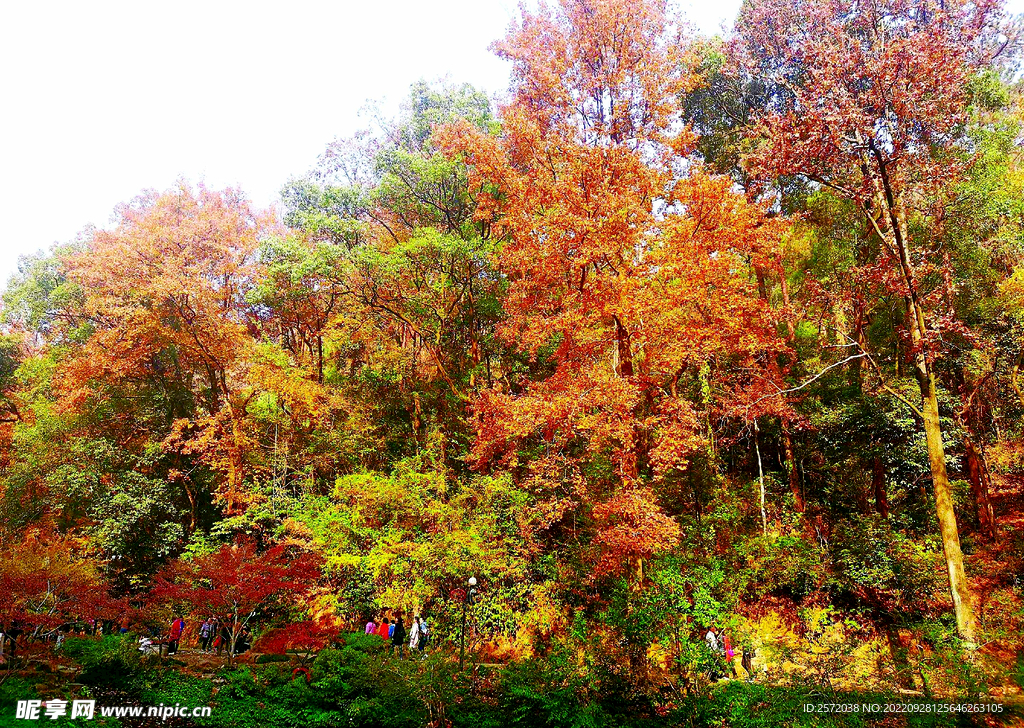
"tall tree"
731,0,1013,642
439,0,790,592
62,184,273,514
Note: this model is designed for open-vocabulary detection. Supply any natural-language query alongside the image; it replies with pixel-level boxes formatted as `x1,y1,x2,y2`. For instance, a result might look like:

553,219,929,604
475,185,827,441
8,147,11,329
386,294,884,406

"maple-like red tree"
731,0,1012,643
150,541,321,663
0,531,124,637
253,620,338,666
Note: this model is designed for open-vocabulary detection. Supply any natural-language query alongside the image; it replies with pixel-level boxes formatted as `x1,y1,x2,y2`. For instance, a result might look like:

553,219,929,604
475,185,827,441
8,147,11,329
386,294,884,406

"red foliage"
734,0,1006,196
254,620,337,665
150,541,321,659
0,531,125,632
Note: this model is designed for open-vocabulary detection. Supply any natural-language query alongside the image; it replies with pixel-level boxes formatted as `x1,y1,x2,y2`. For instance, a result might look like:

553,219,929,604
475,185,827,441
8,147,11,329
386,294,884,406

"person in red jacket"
376,617,390,641
168,616,185,655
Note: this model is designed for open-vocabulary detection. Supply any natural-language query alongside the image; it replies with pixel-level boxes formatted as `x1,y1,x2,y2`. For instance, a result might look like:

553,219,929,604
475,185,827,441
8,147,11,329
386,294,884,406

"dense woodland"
2,0,1024,725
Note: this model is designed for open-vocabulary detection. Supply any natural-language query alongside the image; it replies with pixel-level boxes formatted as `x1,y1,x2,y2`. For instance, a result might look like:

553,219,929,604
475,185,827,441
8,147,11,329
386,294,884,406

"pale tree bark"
890,198,978,645
856,140,978,644
754,421,767,536
1011,351,1024,410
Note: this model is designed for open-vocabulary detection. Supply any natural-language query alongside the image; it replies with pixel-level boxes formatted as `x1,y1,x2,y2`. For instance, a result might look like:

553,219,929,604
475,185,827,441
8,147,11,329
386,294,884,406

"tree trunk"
964,440,997,542
780,274,796,340
919,372,977,644
316,335,324,384
781,424,805,512
613,316,634,378
872,456,888,519
1011,351,1024,410
754,421,767,536
627,556,647,679
882,180,978,645
184,482,198,533
883,625,917,691
225,407,246,515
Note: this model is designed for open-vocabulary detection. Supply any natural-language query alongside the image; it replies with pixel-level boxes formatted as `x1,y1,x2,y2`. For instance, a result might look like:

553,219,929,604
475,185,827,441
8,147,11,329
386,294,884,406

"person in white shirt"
705,626,720,654
408,615,421,652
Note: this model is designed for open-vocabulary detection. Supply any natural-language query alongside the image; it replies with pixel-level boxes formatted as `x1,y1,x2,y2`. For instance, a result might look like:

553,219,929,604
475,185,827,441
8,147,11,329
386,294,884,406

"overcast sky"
0,0,1017,288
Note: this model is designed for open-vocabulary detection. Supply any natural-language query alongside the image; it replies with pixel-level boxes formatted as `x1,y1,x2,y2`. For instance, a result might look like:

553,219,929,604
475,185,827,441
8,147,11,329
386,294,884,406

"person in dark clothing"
199,618,214,652
742,646,755,681
7,621,24,658
391,614,407,658
216,621,231,657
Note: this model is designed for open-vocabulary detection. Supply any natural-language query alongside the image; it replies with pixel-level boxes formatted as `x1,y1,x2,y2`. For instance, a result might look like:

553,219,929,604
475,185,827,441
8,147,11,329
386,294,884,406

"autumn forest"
2,0,1024,725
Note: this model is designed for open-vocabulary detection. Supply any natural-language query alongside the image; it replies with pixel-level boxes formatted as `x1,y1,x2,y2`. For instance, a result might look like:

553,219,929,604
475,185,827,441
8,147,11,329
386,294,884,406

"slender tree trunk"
627,556,647,678
1011,351,1024,410
228,612,239,666
882,182,978,645
919,366,977,643
184,483,198,533
754,421,767,536
316,335,324,384
964,440,997,542
613,316,634,378
872,456,888,519
780,274,796,340
781,424,805,513
225,406,246,515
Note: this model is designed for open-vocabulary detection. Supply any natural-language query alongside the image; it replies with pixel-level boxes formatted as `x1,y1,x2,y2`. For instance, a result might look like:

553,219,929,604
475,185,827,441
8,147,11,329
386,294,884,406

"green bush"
498,649,611,728
59,635,152,692
255,653,290,664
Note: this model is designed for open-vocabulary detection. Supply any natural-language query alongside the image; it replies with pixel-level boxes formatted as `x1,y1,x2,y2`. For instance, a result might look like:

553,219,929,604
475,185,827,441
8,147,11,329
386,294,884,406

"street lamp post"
459,576,477,671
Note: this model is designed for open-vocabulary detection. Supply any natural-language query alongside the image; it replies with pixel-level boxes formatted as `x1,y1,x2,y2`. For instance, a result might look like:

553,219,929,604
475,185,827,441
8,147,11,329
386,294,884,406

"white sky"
0,0,1017,287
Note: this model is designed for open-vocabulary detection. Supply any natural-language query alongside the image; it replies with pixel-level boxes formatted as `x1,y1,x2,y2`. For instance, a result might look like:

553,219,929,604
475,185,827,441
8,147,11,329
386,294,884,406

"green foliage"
2,248,85,336
60,635,153,693
831,515,940,614
499,649,610,728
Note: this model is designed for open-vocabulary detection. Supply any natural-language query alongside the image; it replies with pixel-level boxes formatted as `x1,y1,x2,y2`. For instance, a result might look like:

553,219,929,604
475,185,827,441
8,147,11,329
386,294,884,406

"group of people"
704,625,754,680
197,616,251,656
365,614,429,657
137,615,251,657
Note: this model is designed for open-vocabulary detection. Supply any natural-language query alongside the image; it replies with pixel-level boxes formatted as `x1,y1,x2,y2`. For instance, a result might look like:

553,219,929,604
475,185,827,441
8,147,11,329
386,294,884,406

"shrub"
60,635,151,692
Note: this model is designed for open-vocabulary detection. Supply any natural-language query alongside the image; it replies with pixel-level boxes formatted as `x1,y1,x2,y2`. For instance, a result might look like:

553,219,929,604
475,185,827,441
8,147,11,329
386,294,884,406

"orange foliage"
60,184,277,512
438,0,790,578
0,530,123,629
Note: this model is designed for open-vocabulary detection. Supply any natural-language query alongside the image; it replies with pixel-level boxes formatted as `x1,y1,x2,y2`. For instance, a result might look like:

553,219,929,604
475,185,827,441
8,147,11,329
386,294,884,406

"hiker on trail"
168,616,185,655
741,645,755,681
705,626,720,654
199,618,214,653
138,635,158,655
417,616,429,654
391,614,407,658
216,620,231,657
377,617,390,641
705,625,727,679
408,615,420,653
365,618,376,635
721,631,737,678
236,625,252,654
